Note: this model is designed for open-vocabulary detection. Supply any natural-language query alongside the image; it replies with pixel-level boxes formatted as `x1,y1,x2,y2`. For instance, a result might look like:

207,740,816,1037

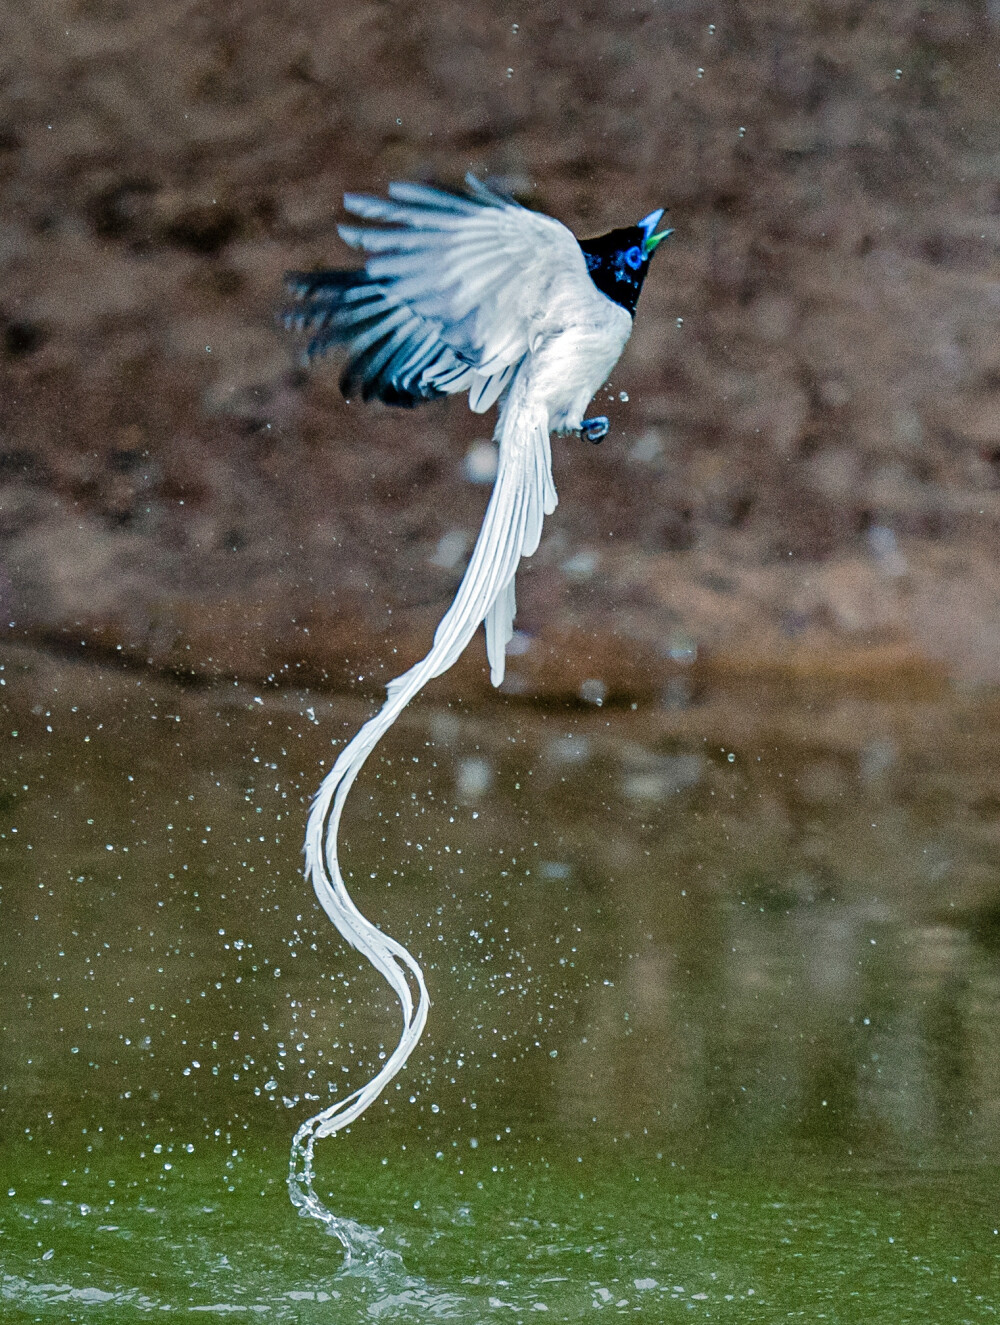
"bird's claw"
581,416,609,444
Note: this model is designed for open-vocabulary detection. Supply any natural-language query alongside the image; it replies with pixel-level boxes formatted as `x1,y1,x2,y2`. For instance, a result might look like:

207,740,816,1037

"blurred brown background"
2,0,999,703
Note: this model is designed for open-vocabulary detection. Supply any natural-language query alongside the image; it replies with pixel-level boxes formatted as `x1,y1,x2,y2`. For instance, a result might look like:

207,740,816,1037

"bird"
282,174,671,1235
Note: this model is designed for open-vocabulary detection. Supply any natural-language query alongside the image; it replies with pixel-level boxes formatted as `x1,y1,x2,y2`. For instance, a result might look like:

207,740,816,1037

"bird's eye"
624,245,643,270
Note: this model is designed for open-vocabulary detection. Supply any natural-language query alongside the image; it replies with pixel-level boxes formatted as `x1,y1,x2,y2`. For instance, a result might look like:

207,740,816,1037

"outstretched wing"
286,176,590,412
337,175,592,378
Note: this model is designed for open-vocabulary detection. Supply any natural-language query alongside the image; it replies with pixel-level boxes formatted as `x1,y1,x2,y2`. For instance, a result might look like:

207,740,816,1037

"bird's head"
578,209,673,317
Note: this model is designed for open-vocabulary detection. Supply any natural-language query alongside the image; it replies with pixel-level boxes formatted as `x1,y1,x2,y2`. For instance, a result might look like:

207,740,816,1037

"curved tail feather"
289,373,556,1239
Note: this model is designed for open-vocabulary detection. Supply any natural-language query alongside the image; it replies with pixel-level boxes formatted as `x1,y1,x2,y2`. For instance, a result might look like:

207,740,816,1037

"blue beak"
639,208,673,256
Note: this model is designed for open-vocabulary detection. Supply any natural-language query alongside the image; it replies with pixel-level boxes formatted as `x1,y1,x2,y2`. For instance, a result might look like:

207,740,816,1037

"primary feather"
338,179,589,374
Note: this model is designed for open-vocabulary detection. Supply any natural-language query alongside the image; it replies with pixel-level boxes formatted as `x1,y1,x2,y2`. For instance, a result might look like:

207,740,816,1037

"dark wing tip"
281,266,468,408
280,268,374,362
339,340,449,408
284,268,368,297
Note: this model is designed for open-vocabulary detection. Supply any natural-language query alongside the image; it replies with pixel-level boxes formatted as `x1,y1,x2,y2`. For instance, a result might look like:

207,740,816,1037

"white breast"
524,292,633,433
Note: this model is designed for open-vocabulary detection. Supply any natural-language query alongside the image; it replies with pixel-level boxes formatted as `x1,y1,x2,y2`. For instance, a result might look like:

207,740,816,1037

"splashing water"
288,378,557,1250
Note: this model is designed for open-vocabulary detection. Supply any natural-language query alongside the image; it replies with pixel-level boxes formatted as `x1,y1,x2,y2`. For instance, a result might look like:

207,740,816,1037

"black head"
578,209,672,317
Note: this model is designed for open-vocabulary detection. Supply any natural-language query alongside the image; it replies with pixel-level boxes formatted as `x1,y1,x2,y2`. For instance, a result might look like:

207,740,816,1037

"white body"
522,307,631,434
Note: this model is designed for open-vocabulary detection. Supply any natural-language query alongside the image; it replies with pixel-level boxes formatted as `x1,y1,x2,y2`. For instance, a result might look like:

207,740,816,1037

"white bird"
282,175,671,1231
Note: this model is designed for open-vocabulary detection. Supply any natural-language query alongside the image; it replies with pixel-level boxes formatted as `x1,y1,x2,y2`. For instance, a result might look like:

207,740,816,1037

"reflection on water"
2,644,1000,1317
2,645,1000,1159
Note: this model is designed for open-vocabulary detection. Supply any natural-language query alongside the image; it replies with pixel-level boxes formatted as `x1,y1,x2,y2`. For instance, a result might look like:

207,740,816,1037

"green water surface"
2,647,999,1320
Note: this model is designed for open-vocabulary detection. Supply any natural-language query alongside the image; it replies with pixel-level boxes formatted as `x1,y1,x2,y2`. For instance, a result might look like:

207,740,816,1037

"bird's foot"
580,416,609,444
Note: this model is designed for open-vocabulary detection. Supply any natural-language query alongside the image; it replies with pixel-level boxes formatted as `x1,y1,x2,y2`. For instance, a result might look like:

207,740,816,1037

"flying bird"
282,175,671,1232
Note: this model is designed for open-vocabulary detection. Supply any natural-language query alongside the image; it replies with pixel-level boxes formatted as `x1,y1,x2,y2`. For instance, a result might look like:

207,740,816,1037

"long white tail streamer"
288,373,557,1246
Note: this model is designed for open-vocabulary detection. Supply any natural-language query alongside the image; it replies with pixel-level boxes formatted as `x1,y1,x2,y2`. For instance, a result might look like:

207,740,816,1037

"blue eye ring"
624,245,643,270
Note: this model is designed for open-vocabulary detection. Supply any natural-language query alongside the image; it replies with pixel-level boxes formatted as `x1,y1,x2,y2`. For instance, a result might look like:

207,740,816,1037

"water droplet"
457,756,492,800
737,126,746,138
696,67,704,78
463,438,499,484
511,22,519,33
707,23,715,33
430,529,469,570
894,68,902,80
561,550,598,580
580,678,606,707
618,390,629,402
506,67,514,78
676,316,684,328
727,752,735,763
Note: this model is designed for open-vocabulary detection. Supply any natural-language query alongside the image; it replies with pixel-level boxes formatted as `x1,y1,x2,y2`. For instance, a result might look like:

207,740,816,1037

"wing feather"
285,176,602,414
338,175,591,374
283,269,477,406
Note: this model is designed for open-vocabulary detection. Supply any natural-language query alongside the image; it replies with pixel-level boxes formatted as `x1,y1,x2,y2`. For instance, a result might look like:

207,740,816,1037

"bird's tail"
289,372,557,1237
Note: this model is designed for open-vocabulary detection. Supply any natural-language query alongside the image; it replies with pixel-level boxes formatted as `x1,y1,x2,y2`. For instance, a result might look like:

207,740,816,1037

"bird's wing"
338,175,592,381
